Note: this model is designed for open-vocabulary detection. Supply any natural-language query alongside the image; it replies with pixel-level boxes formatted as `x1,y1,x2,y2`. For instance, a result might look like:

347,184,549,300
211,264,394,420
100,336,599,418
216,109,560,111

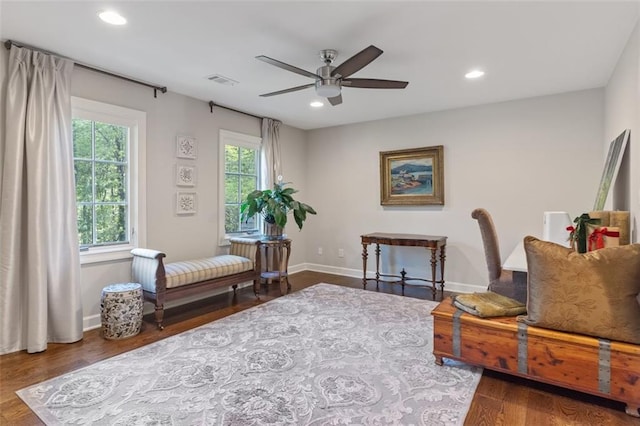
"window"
219,130,261,244
72,97,146,264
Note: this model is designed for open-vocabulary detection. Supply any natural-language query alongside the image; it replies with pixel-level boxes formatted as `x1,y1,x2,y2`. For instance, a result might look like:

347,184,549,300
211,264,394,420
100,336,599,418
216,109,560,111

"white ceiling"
1,1,638,130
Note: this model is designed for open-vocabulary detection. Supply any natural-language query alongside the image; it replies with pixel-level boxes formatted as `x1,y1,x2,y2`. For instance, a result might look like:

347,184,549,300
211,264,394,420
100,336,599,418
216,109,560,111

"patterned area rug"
17,283,482,425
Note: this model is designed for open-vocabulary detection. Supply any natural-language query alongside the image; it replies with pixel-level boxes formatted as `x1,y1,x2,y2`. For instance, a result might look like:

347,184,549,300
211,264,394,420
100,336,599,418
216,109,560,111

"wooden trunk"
432,297,640,417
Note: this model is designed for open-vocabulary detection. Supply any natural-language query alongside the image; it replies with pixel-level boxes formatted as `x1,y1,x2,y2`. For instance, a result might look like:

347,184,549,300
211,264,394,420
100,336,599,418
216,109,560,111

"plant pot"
264,222,283,238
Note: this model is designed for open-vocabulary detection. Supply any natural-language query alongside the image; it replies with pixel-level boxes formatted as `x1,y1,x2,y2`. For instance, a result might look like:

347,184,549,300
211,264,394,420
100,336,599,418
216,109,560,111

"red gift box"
586,225,620,251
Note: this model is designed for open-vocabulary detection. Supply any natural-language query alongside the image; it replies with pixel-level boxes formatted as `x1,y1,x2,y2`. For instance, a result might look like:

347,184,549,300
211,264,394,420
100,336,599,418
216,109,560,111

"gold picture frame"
380,145,444,206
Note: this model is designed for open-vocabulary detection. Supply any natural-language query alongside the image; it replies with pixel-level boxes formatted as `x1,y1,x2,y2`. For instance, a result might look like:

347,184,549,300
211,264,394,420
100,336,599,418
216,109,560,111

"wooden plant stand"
432,298,640,417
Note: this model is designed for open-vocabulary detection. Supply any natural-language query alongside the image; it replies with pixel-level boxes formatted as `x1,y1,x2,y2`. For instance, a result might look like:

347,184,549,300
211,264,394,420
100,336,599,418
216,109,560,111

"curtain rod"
208,101,280,124
4,39,167,98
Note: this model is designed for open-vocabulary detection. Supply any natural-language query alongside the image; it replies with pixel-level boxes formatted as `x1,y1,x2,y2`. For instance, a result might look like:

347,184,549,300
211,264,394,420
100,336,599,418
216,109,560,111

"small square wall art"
176,135,197,159
176,164,196,187
176,192,197,215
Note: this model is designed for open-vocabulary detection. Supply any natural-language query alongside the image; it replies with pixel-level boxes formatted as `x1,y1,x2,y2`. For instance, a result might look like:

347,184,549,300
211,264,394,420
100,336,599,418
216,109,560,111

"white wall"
303,90,604,292
605,22,639,242
69,67,308,327
3,37,631,327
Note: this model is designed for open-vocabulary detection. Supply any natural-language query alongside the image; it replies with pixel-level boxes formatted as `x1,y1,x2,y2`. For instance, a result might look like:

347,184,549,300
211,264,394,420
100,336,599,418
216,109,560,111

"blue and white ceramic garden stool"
101,283,144,340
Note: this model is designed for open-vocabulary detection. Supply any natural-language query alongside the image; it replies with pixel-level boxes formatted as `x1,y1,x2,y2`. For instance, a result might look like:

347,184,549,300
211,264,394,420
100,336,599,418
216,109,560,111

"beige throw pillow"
519,236,640,344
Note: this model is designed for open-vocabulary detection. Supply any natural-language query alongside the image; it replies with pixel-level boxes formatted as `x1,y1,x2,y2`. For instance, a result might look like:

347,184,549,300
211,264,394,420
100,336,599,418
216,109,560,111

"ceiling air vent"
206,74,239,86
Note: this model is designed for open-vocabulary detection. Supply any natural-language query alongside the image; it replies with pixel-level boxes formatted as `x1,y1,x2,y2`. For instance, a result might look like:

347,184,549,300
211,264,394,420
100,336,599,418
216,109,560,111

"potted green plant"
241,182,316,237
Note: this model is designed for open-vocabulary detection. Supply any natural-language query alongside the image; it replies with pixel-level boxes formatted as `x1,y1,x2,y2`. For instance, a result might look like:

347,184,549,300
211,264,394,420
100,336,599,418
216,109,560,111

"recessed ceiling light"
310,101,324,108
99,10,127,26
465,70,485,79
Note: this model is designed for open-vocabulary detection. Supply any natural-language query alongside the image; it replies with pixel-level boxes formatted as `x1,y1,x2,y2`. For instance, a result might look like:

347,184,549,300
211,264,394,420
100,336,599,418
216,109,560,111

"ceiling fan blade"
256,55,319,80
328,94,342,106
342,78,409,89
331,45,383,78
259,83,315,97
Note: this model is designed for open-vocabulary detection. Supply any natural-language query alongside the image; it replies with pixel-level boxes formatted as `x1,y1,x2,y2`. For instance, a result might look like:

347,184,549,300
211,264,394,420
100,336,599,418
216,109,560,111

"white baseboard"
82,281,254,332
84,314,102,331
301,263,486,294
82,265,485,331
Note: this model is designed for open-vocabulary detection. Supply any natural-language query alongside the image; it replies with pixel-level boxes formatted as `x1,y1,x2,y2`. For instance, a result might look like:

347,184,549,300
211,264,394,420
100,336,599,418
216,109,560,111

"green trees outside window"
73,119,129,247
224,144,259,234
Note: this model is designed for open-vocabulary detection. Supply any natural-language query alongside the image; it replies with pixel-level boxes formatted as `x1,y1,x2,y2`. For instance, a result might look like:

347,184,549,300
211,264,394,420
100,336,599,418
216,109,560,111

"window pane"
73,119,92,159
95,163,126,202
74,160,93,203
96,204,127,244
225,175,239,203
240,147,256,174
220,132,260,239
240,175,256,200
95,122,127,162
241,215,257,232
77,205,93,245
225,205,240,233
225,145,239,173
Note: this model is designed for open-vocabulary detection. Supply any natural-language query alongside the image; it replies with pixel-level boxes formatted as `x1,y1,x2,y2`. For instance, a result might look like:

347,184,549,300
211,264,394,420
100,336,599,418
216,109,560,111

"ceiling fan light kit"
256,45,409,106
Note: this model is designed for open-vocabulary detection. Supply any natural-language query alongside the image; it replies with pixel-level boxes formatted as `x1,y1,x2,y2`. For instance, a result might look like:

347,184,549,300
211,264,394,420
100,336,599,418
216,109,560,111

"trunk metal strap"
598,339,611,394
517,322,528,374
452,310,463,357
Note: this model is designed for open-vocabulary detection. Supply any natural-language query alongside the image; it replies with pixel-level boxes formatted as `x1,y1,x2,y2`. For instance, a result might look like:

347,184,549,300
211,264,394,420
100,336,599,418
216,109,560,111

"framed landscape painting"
380,145,444,206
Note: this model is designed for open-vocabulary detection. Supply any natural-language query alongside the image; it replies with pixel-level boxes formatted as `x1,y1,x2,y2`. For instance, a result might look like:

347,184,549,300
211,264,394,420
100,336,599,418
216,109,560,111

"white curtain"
260,118,282,189
0,46,82,354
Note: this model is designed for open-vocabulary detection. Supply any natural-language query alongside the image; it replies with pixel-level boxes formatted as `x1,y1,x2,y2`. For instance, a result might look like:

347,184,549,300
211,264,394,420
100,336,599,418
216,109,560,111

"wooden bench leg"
626,404,640,417
253,279,261,298
154,305,165,330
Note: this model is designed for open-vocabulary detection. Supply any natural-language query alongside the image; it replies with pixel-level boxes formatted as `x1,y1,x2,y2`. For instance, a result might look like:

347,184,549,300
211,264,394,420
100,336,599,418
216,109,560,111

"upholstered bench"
131,237,262,329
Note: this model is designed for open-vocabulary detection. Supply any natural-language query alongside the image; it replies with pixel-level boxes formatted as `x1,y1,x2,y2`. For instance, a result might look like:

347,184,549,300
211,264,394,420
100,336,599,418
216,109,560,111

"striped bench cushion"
165,255,253,289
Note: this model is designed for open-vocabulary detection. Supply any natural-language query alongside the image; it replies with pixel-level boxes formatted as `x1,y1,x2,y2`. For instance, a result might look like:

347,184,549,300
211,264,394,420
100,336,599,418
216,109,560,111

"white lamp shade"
543,211,572,247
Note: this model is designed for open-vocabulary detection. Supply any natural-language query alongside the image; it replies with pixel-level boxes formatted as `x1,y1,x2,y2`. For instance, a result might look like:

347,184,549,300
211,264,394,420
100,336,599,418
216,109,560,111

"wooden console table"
361,232,447,300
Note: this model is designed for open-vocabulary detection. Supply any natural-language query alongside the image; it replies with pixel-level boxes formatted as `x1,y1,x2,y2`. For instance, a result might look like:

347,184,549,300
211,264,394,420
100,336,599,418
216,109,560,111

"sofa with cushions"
433,236,640,417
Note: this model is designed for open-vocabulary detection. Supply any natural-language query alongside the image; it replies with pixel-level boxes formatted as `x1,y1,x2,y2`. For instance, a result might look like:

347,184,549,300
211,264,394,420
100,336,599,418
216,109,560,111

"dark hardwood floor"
0,271,637,425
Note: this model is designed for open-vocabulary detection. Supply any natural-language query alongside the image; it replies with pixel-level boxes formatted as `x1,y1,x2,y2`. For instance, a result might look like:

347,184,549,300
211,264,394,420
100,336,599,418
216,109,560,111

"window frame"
71,97,146,264
218,129,261,245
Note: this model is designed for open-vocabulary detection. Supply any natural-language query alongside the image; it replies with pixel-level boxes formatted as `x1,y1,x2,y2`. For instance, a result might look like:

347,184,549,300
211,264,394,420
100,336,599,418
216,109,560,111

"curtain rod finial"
4,40,13,50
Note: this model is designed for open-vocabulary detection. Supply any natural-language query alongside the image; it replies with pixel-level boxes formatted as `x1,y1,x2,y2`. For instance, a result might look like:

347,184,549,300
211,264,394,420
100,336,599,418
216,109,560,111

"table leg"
361,243,368,289
429,247,437,300
375,243,381,289
439,245,446,299
275,243,286,296
263,245,271,292
284,242,292,291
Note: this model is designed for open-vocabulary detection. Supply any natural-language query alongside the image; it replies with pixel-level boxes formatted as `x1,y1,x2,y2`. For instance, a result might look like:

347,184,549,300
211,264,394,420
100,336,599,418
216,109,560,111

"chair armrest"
229,238,262,273
131,248,166,260
229,238,260,261
130,248,167,294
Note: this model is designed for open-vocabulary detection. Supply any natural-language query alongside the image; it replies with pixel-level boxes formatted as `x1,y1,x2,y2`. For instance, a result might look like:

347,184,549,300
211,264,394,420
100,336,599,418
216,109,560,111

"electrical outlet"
338,248,344,258
318,247,323,255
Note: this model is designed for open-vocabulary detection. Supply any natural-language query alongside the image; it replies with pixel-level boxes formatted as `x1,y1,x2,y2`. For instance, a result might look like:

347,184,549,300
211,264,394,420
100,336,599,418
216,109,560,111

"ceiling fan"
256,45,409,106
